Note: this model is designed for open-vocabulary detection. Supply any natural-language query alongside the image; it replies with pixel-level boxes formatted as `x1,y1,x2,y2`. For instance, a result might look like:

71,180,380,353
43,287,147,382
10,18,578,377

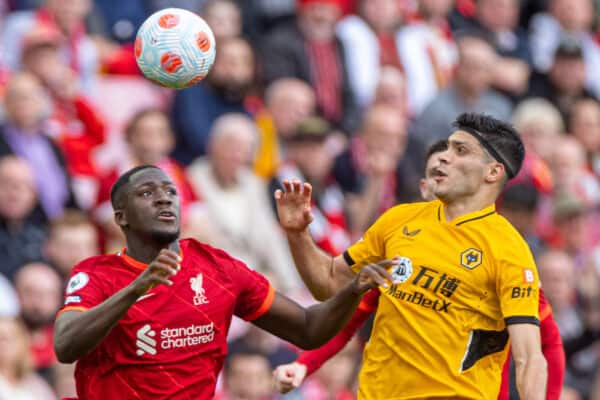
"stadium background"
0,0,599,399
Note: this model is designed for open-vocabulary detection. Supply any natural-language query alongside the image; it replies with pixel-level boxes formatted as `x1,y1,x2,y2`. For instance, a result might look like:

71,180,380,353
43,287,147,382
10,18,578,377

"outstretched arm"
275,180,355,300
253,263,391,350
54,250,181,363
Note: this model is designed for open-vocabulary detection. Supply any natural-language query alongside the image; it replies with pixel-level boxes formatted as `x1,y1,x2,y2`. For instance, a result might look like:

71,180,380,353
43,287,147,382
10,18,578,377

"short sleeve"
57,259,108,316
496,239,540,326
345,208,394,274
230,258,275,321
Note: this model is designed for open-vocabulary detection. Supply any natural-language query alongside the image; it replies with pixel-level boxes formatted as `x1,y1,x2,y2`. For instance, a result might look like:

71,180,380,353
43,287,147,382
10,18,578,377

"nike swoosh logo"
136,293,156,303
402,226,421,237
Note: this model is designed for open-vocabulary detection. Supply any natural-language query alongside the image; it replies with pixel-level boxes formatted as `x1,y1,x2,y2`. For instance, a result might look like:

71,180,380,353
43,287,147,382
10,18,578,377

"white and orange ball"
135,8,216,89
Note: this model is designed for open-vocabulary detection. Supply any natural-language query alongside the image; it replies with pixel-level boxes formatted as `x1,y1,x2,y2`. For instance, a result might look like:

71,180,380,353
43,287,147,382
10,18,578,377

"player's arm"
508,323,547,400
253,263,391,350
275,180,356,300
54,249,180,363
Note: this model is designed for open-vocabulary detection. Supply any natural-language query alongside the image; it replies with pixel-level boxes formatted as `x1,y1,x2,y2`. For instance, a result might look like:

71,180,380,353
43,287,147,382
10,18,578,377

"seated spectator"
44,210,99,280
187,113,300,290
254,78,316,179
411,31,512,146
373,66,408,116
527,37,598,123
14,263,61,380
0,156,46,281
466,0,531,97
529,0,600,98
171,37,255,164
215,346,275,400
336,0,403,107
397,0,457,115
0,316,56,400
0,73,77,221
1,0,99,91
95,109,198,252
201,0,242,41
332,104,423,239
271,117,351,255
569,98,600,175
261,0,358,132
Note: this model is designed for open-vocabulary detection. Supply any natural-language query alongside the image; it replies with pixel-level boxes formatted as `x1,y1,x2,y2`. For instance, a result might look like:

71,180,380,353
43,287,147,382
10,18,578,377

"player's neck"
442,192,496,222
125,235,178,264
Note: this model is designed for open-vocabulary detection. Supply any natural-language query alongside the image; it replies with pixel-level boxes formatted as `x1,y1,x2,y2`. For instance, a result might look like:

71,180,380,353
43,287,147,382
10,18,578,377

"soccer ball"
135,8,216,89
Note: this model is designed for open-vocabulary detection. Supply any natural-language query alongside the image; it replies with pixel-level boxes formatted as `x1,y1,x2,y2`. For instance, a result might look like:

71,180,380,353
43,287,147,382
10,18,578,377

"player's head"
110,166,180,245
432,113,524,203
420,140,449,201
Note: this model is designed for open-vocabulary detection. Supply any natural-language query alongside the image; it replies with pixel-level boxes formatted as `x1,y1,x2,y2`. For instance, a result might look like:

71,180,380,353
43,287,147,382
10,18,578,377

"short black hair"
425,140,448,162
110,165,161,209
453,112,525,180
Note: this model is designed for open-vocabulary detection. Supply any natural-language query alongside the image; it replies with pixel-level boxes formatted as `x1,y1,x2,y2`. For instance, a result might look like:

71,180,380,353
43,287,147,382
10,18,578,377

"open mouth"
157,210,176,221
432,168,448,182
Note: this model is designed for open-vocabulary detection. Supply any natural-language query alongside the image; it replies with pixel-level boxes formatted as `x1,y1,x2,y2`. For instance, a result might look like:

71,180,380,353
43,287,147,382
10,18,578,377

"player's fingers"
292,180,302,193
156,254,180,269
291,371,305,387
362,265,388,288
370,263,395,282
152,276,174,286
150,263,178,277
159,249,181,263
302,182,312,198
282,180,293,193
274,189,282,200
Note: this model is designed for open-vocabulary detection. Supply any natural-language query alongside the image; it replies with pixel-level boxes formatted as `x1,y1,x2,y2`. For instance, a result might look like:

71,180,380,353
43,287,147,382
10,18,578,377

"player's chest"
382,224,493,310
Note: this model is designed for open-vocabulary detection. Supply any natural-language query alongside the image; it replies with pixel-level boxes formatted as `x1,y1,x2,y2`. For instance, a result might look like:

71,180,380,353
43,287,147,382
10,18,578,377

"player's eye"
141,190,152,197
167,188,178,196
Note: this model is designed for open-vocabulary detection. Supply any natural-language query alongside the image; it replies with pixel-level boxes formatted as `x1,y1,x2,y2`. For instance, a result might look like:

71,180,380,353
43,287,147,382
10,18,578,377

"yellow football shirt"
345,200,540,400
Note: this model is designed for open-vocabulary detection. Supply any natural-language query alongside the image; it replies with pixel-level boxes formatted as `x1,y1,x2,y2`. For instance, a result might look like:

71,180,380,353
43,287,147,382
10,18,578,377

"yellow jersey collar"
437,201,496,226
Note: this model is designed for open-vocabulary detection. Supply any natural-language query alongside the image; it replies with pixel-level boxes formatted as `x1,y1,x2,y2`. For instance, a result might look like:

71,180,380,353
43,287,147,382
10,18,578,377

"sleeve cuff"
505,316,540,326
343,250,355,266
243,285,276,321
56,306,89,318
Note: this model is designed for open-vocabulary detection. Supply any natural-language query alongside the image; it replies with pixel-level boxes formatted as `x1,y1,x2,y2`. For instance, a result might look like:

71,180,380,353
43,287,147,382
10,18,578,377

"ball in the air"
135,8,216,89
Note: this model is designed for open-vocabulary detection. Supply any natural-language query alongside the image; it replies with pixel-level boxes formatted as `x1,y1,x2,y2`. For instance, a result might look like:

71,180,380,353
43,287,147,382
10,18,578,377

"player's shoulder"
72,253,122,273
180,238,246,269
381,200,437,221
486,212,528,246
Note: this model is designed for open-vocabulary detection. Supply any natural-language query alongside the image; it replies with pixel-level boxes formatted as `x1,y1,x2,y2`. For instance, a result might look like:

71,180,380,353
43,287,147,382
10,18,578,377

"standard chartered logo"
136,324,157,356
135,322,215,356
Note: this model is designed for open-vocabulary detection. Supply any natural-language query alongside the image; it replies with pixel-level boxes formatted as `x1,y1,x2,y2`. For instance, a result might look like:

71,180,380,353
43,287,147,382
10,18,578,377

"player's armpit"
508,323,547,400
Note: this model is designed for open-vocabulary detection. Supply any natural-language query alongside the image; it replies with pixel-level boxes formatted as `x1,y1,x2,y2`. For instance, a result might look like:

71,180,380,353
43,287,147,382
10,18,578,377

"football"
135,8,216,89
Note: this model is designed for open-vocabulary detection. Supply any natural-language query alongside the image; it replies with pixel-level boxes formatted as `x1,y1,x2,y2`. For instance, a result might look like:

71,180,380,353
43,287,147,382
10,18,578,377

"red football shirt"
58,238,275,400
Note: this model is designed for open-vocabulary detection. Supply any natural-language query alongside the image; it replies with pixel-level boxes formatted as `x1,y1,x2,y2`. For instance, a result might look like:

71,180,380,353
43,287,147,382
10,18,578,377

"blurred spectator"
14,263,61,379
372,66,408,115
335,0,403,107
498,183,545,257
0,273,20,318
550,136,600,207
331,104,422,239
187,113,301,290
0,316,56,400
1,0,99,91
527,37,598,123
569,97,600,175
44,210,99,279
529,0,600,97
261,0,358,133
171,37,254,164
235,0,296,44
95,109,198,252
397,0,457,115
201,0,242,41
411,32,512,146
254,78,316,179
216,346,275,400
0,73,77,221
0,156,46,281
271,116,350,255
93,0,147,43
467,0,532,97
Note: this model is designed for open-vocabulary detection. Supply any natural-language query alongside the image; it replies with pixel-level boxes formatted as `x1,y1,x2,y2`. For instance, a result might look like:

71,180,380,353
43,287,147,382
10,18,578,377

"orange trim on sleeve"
243,285,276,321
56,306,89,318
539,303,552,321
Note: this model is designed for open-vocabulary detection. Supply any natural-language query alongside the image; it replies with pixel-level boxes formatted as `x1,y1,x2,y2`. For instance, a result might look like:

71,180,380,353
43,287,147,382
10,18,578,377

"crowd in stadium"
0,0,600,399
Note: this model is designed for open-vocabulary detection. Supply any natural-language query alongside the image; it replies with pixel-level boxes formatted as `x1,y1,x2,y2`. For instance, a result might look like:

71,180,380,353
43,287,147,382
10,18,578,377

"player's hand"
130,249,181,296
351,259,398,295
273,362,307,394
274,180,314,233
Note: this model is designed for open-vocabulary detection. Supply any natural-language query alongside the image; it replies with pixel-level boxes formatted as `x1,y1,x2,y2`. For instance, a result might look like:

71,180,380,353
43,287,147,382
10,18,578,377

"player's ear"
114,209,128,228
485,162,504,184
